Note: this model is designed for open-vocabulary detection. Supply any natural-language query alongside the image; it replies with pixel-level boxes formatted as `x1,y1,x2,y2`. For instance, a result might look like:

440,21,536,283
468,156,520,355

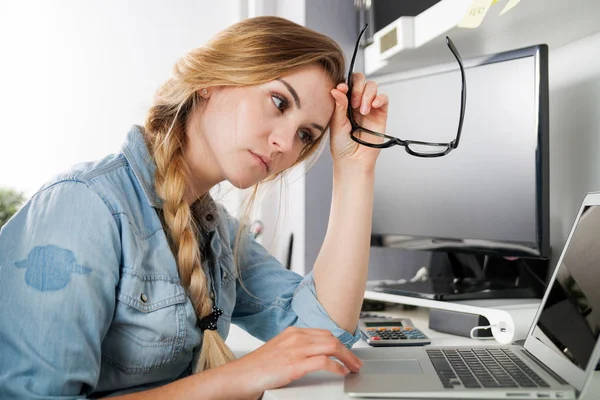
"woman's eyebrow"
276,78,301,109
311,122,325,133
276,78,326,133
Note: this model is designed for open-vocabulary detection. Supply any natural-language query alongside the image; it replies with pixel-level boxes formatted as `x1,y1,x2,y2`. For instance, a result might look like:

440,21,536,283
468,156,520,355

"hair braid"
150,119,235,371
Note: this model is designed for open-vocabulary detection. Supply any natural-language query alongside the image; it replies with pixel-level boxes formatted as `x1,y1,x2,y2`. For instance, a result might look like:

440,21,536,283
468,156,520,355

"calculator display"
365,321,404,327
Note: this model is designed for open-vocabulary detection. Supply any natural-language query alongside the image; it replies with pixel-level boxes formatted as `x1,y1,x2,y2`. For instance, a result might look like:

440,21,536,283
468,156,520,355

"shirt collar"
121,125,221,233
122,125,163,208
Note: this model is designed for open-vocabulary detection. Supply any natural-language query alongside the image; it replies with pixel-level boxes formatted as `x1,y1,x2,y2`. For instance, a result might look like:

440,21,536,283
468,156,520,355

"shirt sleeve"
225,212,361,348
0,180,121,399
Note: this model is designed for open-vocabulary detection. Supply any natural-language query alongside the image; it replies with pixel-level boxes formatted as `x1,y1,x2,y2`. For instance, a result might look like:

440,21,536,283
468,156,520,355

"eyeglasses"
347,24,467,158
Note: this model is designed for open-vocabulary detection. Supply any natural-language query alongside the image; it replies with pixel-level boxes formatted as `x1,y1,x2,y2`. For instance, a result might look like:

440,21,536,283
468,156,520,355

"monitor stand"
373,251,549,301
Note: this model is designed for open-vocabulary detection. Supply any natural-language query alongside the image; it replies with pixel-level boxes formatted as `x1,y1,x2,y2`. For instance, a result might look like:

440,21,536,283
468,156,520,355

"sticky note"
499,0,522,16
458,0,494,29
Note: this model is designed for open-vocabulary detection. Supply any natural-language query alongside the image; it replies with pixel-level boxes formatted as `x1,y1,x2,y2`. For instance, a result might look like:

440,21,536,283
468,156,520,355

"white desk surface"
226,305,600,400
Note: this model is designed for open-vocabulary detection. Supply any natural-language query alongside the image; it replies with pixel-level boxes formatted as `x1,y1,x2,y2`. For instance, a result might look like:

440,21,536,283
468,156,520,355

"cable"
469,324,498,340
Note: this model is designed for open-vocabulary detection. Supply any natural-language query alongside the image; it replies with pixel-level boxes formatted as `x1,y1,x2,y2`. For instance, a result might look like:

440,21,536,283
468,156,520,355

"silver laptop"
345,192,600,399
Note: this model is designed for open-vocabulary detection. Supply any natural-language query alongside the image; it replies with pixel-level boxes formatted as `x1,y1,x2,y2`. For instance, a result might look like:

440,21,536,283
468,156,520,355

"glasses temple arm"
446,36,467,149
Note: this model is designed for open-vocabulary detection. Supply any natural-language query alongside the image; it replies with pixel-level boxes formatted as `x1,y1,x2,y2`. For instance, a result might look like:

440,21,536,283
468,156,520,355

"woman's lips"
249,151,270,173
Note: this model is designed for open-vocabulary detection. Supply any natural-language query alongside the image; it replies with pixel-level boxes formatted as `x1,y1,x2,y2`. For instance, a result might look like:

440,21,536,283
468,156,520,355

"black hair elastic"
198,306,223,331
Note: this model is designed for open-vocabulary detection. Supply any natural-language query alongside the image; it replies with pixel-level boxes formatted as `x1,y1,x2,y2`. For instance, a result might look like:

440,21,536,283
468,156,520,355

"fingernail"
352,98,360,108
372,99,380,107
344,366,351,375
360,104,367,114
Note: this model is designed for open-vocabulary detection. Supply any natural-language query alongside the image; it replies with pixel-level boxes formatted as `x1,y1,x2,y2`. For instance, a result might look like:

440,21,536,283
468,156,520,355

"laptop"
345,192,600,399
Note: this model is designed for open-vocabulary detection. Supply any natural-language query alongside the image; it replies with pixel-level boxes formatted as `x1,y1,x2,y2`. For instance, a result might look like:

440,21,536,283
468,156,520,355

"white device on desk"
345,192,600,399
359,314,431,346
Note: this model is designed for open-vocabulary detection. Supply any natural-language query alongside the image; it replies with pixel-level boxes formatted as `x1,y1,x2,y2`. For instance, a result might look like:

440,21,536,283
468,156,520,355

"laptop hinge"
520,348,569,386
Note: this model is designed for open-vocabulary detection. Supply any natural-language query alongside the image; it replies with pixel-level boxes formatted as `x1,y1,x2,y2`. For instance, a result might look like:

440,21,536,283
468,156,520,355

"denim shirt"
0,126,360,399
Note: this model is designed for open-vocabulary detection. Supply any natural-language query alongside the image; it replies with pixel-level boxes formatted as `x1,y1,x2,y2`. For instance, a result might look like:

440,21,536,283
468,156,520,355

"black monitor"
371,44,550,300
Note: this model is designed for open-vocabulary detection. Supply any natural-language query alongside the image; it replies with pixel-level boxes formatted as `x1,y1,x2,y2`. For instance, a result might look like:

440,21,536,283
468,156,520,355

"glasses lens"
406,142,451,156
351,128,397,148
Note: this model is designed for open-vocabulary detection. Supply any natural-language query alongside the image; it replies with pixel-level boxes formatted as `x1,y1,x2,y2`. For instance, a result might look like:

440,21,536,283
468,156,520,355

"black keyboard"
427,348,551,389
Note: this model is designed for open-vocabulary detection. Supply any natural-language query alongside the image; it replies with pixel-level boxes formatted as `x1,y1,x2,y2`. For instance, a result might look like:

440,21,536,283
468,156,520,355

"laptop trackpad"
361,359,423,374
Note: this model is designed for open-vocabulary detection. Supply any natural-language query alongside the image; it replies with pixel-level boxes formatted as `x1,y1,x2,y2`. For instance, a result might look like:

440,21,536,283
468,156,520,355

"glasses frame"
346,24,467,158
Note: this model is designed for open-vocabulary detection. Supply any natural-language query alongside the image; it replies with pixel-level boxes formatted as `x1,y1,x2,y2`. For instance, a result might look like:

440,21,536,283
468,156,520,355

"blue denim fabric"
0,126,360,399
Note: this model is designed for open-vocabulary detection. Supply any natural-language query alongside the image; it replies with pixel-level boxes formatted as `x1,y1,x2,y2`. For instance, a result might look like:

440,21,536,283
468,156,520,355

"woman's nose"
269,128,295,154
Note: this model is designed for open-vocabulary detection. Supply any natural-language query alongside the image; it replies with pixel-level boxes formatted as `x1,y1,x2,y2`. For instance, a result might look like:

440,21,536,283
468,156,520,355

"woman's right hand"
223,327,363,398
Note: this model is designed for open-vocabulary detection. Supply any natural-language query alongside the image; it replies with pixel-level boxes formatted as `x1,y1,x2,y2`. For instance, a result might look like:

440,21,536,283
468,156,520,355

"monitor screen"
372,45,549,258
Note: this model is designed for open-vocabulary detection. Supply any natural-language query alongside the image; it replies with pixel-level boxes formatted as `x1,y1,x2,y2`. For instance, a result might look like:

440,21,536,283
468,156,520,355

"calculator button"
366,327,375,331
403,327,413,331
377,327,387,331
371,336,381,340
391,327,401,331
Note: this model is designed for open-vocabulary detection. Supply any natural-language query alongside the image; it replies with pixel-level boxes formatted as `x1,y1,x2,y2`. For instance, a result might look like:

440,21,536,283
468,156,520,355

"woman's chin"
227,175,261,190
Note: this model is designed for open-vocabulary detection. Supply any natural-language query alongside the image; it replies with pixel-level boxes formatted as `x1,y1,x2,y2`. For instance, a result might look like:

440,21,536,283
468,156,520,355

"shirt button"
223,271,228,280
209,291,215,299
140,293,148,303
206,214,214,222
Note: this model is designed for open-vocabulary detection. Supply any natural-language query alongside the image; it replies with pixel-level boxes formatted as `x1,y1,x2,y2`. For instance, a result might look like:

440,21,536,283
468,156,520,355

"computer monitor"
371,44,549,300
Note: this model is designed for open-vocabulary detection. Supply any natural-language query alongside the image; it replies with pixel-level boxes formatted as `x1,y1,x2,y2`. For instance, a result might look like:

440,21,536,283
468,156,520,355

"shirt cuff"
291,271,362,348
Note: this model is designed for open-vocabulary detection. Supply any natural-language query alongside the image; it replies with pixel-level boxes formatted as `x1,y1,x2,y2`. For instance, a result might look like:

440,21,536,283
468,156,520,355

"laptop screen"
531,205,600,371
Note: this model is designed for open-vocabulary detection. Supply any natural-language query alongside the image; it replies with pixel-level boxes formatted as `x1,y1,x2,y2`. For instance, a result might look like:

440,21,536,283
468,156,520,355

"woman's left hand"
329,73,389,172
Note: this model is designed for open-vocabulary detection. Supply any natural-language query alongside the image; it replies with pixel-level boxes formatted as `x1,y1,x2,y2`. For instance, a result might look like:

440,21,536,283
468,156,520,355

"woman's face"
186,65,336,191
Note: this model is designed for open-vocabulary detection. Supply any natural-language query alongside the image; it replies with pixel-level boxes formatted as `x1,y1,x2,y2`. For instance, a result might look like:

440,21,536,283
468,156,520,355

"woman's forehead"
276,66,335,115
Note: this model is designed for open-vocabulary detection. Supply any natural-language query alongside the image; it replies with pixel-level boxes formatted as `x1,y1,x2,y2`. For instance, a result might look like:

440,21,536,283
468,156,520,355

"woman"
0,16,388,399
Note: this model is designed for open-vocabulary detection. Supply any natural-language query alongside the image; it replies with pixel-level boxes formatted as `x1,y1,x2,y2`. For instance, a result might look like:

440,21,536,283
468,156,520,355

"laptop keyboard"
427,348,551,389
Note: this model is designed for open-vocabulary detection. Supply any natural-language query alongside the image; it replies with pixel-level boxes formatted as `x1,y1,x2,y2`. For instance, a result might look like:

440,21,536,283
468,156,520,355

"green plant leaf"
0,187,26,228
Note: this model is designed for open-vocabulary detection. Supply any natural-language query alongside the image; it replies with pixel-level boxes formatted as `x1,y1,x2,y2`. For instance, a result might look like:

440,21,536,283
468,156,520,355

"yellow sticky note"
499,0,522,16
458,0,494,29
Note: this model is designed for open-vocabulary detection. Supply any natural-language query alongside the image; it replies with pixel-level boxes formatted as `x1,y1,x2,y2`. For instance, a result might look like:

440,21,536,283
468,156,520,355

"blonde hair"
143,16,345,373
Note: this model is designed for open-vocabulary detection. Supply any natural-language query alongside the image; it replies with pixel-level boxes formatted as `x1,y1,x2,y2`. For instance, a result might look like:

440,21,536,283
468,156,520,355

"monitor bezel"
371,44,550,259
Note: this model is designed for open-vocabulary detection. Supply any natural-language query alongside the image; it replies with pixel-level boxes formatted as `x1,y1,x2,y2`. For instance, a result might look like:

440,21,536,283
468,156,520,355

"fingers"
299,355,351,378
237,327,365,393
336,82,349,94
329,87,351,133
351,73,366,109
300,336,363,373
282,328,363,373
349,72,387,115
372,93,388,109
359,81,378,115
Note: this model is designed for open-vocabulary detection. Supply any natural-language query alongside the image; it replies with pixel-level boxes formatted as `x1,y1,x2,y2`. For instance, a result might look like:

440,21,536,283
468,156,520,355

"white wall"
548,30,600,263
0,0,243,196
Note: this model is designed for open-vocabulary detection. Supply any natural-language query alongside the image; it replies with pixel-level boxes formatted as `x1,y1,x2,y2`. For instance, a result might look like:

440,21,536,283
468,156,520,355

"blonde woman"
0,16,388,399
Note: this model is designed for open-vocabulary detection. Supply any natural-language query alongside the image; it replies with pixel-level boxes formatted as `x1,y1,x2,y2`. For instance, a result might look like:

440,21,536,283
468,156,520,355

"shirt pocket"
220,250,237,288
101,272,188,375
216,251,237,321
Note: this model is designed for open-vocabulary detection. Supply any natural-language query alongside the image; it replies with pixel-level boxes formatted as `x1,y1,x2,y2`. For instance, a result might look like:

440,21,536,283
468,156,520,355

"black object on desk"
373,253,549,301
428,308,492,338
373,279,539,301
361,298,387,312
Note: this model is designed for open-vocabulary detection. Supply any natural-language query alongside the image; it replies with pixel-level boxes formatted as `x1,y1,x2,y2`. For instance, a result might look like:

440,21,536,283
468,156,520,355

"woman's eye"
271,94,288,112
298,130,314,145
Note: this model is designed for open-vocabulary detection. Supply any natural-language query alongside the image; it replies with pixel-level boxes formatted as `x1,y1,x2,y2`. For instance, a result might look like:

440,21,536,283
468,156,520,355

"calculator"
359,315,431,347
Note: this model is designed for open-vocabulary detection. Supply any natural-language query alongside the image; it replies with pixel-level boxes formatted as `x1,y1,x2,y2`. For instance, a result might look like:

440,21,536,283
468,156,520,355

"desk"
226,306,600,400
